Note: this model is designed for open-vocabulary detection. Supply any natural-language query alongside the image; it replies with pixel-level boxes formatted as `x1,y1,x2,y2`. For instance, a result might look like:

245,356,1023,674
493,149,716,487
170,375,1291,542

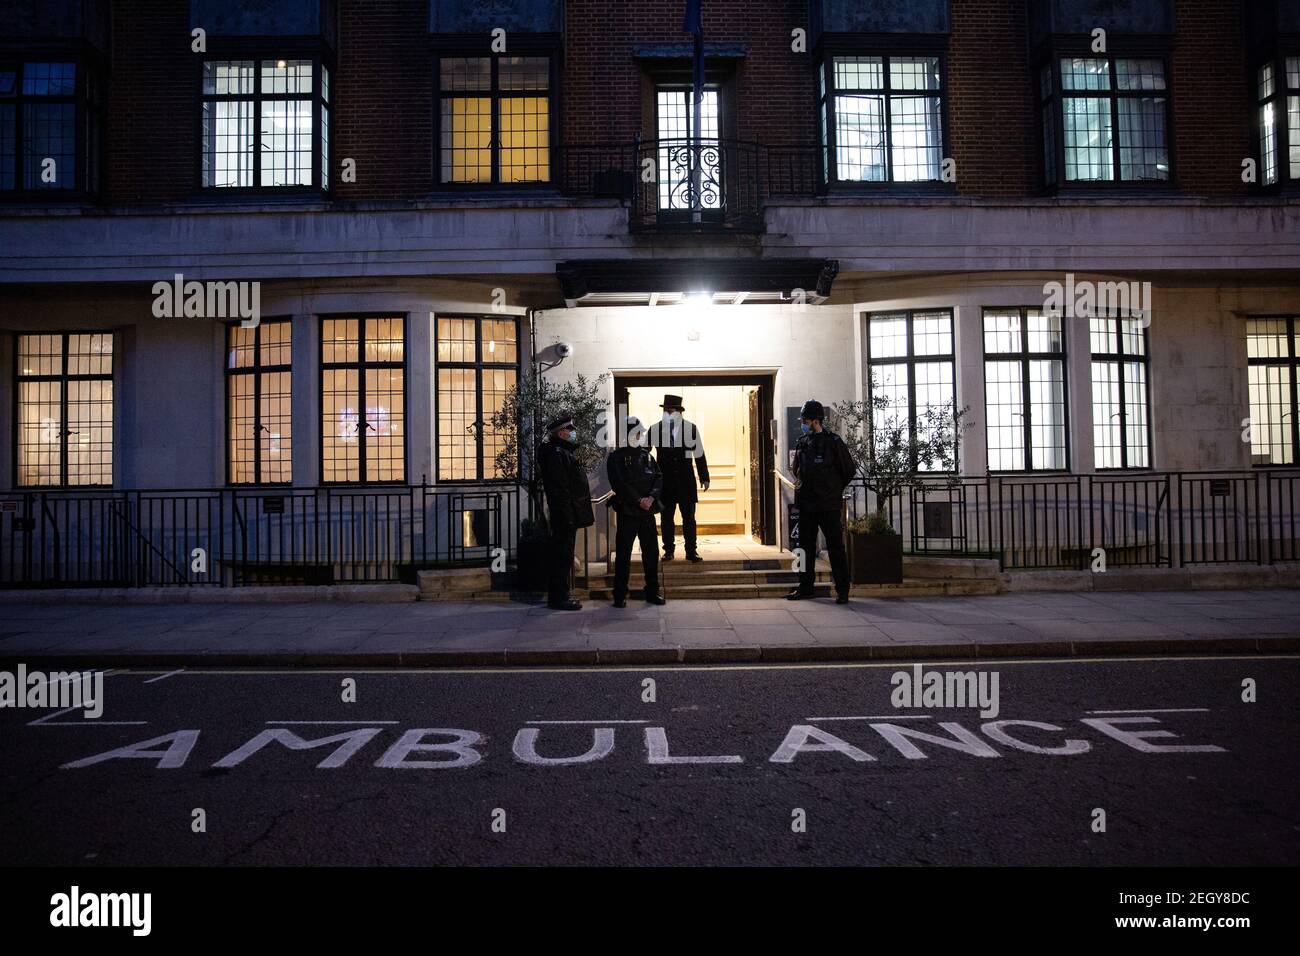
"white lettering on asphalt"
980,720,1091,755
869,721,1000,760
62,730,200,769
768,725,875,763
213,728,383,769
644,727,743,764
54,715,1230,770
375,728,484,769
1078,716,1227,753
513,727,615,765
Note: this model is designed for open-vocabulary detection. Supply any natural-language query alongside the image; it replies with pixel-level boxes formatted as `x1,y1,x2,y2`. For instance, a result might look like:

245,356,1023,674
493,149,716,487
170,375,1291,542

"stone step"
902,554,1001,580
581,569,830,587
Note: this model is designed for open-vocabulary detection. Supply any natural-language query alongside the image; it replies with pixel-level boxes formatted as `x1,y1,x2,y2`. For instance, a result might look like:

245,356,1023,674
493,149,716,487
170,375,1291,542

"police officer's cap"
799,400,825,421
546,412,575,433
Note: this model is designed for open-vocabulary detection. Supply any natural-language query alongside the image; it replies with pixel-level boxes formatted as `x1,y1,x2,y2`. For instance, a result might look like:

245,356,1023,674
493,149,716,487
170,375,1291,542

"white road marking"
142,669,185,684
806,715,932,721
1086,708,1210,714
266,720,400,725
526,719,649,725
104,654,1300,677
27,705,146,727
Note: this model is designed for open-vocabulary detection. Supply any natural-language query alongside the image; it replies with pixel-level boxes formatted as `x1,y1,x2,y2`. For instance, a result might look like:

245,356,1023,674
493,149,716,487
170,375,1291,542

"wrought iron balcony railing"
558,139,822,233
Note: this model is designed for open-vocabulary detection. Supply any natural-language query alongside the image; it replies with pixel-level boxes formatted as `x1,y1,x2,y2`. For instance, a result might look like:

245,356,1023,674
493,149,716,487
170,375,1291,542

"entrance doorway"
615,374,775,545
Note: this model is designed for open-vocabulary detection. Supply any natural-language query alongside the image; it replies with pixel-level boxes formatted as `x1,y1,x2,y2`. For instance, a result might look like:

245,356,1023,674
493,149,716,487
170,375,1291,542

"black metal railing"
558,139,821,233
0,483,522,588
830,470,1300,571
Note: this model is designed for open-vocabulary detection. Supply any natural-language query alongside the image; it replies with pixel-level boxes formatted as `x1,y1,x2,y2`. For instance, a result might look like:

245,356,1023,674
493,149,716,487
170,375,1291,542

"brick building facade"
0,0,1298,587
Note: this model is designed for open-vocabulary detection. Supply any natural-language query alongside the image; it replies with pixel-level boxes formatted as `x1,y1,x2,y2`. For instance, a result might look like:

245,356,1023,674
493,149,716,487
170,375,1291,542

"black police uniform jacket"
648,418,710,504
539,436,595,528
606,445,664,517
792,429,858,511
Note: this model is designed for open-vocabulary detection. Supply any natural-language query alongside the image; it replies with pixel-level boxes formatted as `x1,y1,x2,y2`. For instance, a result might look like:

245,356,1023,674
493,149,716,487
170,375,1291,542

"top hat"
659,394,685,410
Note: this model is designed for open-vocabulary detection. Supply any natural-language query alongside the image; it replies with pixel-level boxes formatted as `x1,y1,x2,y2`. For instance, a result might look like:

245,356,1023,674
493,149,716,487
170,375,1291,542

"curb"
2,636,1295,668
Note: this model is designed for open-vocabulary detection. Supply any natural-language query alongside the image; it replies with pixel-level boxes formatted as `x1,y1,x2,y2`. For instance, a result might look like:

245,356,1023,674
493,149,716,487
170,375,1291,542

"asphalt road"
1,655,1296,866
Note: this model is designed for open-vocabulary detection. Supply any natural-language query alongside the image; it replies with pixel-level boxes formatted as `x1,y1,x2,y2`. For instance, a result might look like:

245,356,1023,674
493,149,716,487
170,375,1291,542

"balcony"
559,139,821,234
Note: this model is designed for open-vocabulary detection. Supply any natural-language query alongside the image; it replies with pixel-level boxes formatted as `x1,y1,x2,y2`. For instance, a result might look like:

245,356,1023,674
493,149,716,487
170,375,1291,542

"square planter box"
849,531,903,584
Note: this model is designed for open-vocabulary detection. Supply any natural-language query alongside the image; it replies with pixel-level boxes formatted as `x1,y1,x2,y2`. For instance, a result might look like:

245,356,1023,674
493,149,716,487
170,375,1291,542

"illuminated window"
817,55,944,184
1255,56,1300,187
439,55,551,184
16,332,113,486
1247,318,1300,465
1040,56,1170,185
227,320,292,484
984,309,1068,472
0,61,100,193
321,317,405,483
201,57,330,189
436,315,519,481
866,310,956,472
1090,318,1150,470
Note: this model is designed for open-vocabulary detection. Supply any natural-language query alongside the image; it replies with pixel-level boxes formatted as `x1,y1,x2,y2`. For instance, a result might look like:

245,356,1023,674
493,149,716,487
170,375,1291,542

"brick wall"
93,0,1260,204
333,0,430,201
948,0,1036,197
1171,0,1250,197
105,0,192,202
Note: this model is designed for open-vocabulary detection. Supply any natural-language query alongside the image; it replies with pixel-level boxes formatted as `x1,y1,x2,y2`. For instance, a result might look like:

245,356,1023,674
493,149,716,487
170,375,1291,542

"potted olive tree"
491,369,609,590
830,379,966,584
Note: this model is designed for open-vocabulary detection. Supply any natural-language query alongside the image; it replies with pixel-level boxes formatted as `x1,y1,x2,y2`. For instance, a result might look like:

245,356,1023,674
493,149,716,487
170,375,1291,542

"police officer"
606,416,667,607
649,394,709,562
787,399,857,604
538,411,594,610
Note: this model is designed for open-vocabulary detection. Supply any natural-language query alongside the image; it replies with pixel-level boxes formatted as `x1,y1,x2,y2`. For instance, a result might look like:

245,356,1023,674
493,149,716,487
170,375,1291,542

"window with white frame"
1040,56,1170,185
1256,56,1300,187
16,332,113,487
1247,317,1300,466
984,309,1068,471
866,310,956,471
227,319,292,485
1090,317,1151,469
818,54,944,184
201,57,330,190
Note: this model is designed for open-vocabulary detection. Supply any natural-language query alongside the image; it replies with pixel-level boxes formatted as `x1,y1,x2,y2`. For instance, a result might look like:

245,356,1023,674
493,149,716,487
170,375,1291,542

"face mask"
566,428,578,442
668,411,682,422
800,423,811,435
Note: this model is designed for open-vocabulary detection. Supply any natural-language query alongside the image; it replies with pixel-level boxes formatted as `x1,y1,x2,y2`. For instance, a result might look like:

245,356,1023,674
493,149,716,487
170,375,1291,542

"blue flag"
682,0,702,36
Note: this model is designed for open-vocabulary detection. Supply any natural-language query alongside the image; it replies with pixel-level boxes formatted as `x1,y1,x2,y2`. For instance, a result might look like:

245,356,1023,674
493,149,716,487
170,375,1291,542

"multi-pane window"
1090,318,1151,470
866,310,956,471
1040,56,1170,185
201,58,330,189
818,55,944,184
321,317,405,483
1256,56,1300,186
439,55,551,184
0,61,99,193
436,316,519,481
16,333,113,486
656,86,720,212
227,320,292,484
1246,318,1300,466
984,309,1068,471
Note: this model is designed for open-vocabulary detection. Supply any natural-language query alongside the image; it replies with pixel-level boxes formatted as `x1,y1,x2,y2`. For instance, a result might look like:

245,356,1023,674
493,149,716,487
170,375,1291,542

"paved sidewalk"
1,588,1298,665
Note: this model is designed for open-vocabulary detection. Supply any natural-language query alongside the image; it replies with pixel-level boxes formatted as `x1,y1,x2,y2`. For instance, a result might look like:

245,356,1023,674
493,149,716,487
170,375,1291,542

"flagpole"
686,0,704,224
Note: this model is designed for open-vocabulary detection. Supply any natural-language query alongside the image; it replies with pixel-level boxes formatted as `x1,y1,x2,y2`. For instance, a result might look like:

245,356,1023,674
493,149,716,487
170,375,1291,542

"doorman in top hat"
606,416,667,607
788,399,857,604
648,394,710,562
538,410,594,611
